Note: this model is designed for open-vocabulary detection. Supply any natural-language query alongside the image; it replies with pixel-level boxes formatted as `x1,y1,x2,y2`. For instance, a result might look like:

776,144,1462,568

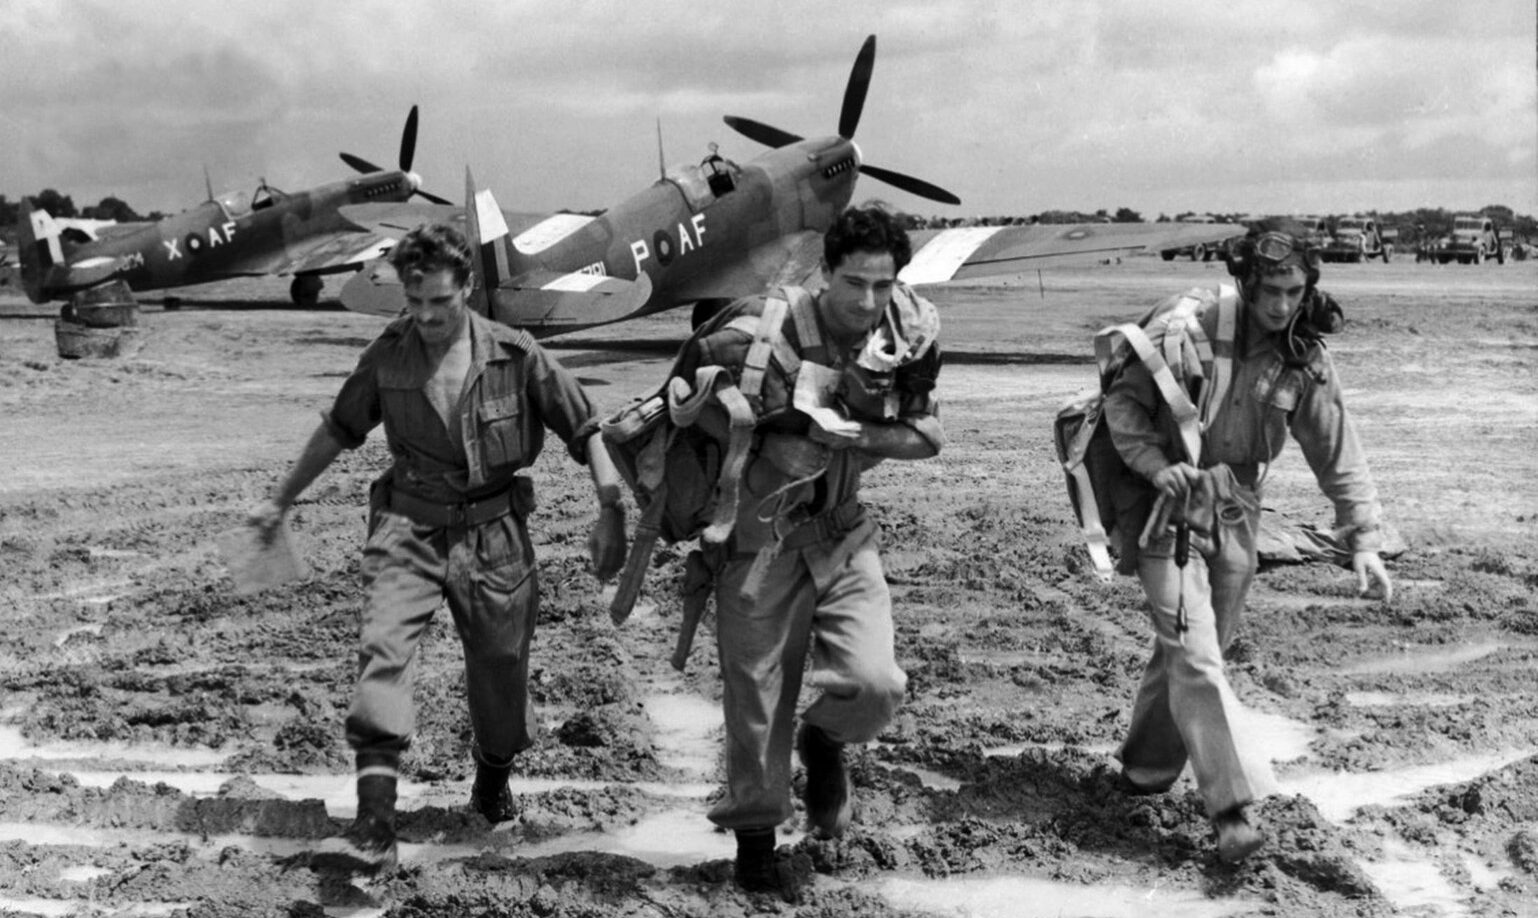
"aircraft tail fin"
17,198,64,304
463,168,512,317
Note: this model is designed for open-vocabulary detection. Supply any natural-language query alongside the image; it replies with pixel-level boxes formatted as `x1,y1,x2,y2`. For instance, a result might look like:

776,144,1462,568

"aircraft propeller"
723,35,960,206
339,105,452,205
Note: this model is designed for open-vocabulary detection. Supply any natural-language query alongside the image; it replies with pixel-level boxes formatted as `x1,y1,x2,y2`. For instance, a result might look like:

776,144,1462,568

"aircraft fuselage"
25,172,416,303
487,135,862,330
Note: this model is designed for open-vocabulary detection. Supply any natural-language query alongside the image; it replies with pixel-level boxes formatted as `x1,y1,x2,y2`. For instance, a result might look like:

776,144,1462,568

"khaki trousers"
707,517,907,830
345,508,538,766
1117,497,1266,818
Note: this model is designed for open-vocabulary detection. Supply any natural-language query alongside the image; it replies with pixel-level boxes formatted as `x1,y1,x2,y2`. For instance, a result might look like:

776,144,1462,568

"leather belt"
389,489,512,529
740,500,864,556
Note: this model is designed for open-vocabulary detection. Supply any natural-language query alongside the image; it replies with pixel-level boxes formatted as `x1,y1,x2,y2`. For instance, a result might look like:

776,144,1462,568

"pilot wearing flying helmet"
1101,216,1393,863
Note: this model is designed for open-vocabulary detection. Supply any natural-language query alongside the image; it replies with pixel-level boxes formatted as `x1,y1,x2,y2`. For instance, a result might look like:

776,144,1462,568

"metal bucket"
55,281,142,358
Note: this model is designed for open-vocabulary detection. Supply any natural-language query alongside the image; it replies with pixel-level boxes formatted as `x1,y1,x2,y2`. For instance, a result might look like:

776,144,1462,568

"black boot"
470,756,517,824
729,824,793,898
797,722,852,839
339,770,398,873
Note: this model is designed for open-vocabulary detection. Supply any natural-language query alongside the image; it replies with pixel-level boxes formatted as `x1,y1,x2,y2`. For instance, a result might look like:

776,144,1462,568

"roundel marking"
185,233,205,254
653,229,676,266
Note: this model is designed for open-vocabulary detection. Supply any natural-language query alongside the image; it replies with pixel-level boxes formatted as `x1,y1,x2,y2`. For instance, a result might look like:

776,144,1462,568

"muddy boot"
733,827,798,902
797,722,852,839
469,757,517,824
1213,804,1266,863
339,771,398,874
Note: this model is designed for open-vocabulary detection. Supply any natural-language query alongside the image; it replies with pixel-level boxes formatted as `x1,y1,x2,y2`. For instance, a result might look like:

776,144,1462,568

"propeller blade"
723,115,803,149
859,164,961,205
414,189,452,206
340,152,383,174
399,105,419,173
839,35,876,139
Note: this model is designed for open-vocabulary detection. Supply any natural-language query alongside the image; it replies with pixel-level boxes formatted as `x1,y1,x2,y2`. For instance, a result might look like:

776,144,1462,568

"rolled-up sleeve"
525,345,597,464
321,339,385,449
1291,352,1384,552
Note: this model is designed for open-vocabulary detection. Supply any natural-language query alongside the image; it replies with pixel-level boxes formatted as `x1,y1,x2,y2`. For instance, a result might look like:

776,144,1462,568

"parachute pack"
1053,286,1238,579
600,288,812,668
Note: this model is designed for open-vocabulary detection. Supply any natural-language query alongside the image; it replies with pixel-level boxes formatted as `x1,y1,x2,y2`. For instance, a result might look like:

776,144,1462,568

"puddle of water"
1461,852,1512,892
520,807,741,867
0,724,230,768
58,865,113,882
981,741,1119,759
1279,748,1537,823
1345,691,1474,708
871,875,1261,918
1343,641,1508,676
640,693,720,779
1358,840,1475,918
903,765,964,791
0,896,191,917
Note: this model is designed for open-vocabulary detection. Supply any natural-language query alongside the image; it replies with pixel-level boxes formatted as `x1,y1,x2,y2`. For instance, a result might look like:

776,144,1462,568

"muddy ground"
0,258,1534,918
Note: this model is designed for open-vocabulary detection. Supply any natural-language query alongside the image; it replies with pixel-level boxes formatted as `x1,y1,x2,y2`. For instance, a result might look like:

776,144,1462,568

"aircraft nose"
406,171,423,192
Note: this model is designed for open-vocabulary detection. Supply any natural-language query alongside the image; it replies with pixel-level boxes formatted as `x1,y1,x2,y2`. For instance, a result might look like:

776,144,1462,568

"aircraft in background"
340,36,1242,337
16,107,451,308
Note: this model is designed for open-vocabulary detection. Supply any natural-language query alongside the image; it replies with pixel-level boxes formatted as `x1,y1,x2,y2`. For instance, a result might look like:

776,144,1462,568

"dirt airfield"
0,256,1535,918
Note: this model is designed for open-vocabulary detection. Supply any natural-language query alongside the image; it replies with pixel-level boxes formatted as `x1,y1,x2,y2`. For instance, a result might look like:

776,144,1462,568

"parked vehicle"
1430,215,1505,265
1322,215,1392,263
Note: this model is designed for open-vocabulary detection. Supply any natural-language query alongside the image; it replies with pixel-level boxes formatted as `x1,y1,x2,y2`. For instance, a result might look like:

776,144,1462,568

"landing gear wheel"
291,275,324,307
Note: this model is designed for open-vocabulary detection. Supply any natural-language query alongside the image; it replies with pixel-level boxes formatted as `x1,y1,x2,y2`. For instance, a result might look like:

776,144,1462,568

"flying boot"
1213,804,1266,863
797,722,852,838
733,827,798,901
469,750,518,824
338,752,398,873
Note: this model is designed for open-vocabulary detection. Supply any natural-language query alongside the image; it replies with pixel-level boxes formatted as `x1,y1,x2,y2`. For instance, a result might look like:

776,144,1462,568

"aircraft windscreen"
217,190,252,217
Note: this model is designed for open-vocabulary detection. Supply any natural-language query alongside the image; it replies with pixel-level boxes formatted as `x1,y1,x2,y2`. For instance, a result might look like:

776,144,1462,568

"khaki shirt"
1105,295,1383,552
323,309,596,502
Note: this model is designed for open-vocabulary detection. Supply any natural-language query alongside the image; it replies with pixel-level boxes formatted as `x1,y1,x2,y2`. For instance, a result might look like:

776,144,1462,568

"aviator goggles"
1252,231,1307,264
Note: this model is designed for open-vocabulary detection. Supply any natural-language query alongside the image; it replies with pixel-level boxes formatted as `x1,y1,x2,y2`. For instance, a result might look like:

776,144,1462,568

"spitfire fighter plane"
17,107,451,308
340,37,1241,337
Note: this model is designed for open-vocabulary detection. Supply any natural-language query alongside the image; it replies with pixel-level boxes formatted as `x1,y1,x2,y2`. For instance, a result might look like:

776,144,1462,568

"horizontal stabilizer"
490,271,654,332
339,265,655,336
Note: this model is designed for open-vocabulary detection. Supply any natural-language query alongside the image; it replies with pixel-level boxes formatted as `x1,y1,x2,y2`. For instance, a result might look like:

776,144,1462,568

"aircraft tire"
291,275,324,308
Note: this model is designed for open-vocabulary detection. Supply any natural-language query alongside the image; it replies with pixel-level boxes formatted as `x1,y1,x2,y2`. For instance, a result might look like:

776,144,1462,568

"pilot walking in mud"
249,222,626,871
1104,217,1393,862
671,206,943,895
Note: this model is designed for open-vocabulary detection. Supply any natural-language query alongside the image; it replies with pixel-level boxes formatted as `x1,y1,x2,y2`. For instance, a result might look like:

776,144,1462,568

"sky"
1,0,1533,221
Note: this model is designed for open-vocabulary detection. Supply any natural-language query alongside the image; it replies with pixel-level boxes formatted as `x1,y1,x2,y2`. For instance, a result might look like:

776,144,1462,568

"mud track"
1,260,1535,917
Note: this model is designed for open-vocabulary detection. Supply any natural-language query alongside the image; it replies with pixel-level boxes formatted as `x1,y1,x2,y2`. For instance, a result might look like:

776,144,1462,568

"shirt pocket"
1256,367,1303,456
477,393,525,471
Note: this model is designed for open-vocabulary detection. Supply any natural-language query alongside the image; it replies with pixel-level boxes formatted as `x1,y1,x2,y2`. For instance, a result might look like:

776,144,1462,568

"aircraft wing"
898,222,1245,283
337,202,548,238
238,230,402,277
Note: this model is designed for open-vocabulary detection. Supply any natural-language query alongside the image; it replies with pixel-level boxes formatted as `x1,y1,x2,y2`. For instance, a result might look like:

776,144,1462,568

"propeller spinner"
724,35,960,206
339,105,452,205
